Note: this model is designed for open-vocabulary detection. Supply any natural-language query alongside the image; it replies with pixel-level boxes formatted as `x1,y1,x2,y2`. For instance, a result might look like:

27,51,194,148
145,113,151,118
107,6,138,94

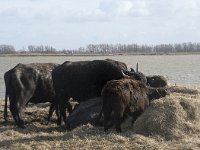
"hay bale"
169,86,199,95
133,96,200,140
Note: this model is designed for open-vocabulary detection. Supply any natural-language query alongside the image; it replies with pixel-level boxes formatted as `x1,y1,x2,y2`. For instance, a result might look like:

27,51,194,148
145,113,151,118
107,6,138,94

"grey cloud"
99,0,149,18
0,0,200,49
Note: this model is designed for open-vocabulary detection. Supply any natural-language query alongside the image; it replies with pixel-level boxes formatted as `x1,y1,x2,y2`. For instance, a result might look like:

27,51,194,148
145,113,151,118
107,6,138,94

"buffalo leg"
9,98,25,128
103,104,112,132
63,101,73,127
46,103,56,124
131,110,143,125
60,101,66,126
56,103,61,126
56,94,62,126
56,94,70,126
113,108,124,133
95,107,103,126
66,101,72,114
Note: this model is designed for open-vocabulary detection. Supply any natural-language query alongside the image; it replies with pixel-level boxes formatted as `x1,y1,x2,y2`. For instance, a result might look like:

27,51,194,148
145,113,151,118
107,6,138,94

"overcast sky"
0,0,200,50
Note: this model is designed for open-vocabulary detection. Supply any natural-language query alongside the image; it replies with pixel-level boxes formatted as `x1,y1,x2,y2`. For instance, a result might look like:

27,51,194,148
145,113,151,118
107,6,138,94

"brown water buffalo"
100,78,169,132
101,79,150,132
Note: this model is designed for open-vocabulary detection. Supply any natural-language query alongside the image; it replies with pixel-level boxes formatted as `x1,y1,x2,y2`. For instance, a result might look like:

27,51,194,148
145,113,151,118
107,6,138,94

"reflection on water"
0,55,200,97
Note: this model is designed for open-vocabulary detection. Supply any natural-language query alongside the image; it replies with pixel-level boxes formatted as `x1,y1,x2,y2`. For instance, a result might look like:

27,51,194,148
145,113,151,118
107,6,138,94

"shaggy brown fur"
101,79,149,132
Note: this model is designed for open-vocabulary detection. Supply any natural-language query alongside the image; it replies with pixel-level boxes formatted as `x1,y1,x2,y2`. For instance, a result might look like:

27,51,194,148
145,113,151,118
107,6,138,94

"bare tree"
0,45,16,54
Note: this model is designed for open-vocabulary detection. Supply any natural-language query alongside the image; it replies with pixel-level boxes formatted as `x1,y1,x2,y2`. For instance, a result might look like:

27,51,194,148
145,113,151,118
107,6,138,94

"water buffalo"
52,59,129,126
4,63,61,128
65,97,103,130
65,86,169,131
105,58,127,70
101,78,169,133
147,75,168,87
128,71,147,85
102,79,149,132
148,87,169,101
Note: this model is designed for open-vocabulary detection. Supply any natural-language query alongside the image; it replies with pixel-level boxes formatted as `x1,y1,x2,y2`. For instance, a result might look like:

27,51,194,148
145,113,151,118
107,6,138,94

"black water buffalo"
147,75,168,87
128,71,147,85
102,79,149,132
105,58,127,70
4,63,59,128
52,59,129,126
66,97,103,130
106,60,147,85
148,87,169,101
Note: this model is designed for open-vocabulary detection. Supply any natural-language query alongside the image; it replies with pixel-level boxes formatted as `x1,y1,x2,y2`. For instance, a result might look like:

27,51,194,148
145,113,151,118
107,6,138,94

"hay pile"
134,93,200,139
0,86,200,149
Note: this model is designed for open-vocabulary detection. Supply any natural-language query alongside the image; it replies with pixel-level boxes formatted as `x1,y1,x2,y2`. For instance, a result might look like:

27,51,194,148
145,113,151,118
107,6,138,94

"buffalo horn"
121,70,130,78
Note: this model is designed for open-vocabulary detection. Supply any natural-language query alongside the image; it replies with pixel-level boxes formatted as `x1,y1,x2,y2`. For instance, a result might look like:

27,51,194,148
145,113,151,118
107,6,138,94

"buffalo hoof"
18,124,25,129
17,120,25,128
65,122,71,131
116,129,122,133
94,120,104,127
57,119,62,126
104,127,108,132
65,124,72,131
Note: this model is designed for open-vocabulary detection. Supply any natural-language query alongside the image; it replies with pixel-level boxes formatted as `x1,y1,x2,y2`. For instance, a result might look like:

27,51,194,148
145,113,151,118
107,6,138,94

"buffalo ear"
130,68,135,72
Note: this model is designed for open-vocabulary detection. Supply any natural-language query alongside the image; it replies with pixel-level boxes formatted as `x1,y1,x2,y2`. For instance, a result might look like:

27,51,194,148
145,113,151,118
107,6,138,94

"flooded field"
0,54,200,97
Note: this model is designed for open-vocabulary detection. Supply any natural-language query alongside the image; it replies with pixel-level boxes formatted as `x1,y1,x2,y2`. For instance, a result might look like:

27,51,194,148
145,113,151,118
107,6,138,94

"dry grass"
0,86,200,150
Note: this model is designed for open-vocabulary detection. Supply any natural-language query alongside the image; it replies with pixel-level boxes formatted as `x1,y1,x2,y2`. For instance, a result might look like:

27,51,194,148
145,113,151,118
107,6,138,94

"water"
0,55,200,98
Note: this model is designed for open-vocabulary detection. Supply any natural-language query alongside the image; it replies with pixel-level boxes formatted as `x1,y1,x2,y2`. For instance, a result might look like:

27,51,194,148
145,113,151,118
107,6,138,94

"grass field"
0,86,200,150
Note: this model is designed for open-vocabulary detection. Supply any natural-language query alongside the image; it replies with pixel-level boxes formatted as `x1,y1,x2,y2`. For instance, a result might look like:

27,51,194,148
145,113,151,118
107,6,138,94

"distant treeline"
79,42,200,54
0,45,57,54
1,42,200,54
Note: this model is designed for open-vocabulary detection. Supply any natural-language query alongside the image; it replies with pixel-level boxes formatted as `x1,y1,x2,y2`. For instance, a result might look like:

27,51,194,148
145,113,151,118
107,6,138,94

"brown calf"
101,79,149,132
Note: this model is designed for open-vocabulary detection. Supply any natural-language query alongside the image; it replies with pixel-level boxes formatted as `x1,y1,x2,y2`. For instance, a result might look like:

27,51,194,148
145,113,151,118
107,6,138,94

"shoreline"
1,52,200,57
0,85,199,100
